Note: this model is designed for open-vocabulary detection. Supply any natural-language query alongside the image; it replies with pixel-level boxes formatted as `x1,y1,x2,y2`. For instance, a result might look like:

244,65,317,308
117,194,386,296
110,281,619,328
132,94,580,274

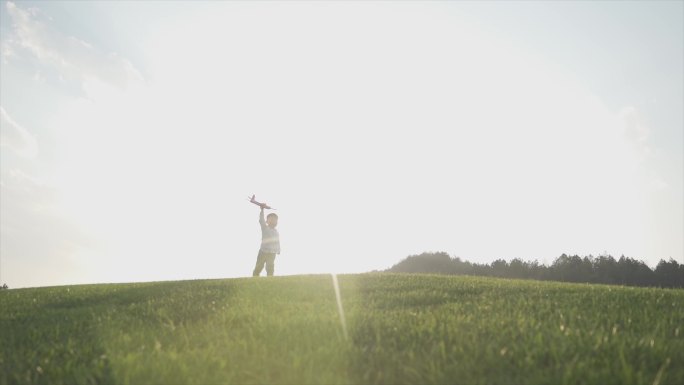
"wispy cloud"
0,166,101,288
3,1,143,94
0,106,38,158
618,106,653,161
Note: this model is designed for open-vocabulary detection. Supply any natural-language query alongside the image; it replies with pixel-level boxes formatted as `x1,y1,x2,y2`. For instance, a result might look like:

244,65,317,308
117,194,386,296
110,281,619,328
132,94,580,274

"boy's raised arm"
259,207,266,226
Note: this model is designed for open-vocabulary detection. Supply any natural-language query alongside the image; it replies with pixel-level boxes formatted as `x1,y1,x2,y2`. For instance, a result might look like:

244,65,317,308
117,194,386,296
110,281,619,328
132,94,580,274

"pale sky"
1,1,682,289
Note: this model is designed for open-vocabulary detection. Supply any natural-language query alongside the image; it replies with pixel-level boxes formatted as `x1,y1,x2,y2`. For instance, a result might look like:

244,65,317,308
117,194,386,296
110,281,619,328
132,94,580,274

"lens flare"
331,273,348,341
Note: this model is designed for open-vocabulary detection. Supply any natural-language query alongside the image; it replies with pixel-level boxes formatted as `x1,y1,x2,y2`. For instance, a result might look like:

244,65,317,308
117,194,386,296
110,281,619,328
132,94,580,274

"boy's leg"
265,253,276,276
253,250,267,277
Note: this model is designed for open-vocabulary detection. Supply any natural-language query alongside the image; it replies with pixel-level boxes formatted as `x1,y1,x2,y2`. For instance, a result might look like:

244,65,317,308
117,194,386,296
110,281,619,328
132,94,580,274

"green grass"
1,274,682,384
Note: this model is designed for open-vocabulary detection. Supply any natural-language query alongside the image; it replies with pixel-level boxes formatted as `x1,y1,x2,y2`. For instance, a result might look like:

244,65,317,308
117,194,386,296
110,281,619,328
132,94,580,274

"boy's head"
266,213,278,228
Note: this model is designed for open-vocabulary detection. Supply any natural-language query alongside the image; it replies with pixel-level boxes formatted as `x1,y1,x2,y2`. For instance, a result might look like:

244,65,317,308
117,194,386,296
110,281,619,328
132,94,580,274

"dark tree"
655,259,684,288
388,252,455,274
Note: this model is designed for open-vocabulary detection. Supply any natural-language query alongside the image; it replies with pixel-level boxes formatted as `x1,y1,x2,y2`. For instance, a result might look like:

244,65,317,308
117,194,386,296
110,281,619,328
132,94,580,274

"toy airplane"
248,195,274,210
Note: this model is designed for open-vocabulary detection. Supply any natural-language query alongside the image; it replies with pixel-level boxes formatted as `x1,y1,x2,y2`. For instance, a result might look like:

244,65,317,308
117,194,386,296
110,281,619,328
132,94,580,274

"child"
253,207,280,276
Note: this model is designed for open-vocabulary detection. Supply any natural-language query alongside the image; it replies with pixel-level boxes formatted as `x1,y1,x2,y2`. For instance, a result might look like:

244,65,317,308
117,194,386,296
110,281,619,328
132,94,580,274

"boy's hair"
267,213,278,220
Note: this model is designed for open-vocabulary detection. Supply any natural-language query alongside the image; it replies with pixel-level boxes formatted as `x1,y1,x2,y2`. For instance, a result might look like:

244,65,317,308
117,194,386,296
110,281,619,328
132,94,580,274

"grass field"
1,274,682,384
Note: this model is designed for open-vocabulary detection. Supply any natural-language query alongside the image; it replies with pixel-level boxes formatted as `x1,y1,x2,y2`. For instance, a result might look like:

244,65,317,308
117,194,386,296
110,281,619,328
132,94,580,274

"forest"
386,252,683,288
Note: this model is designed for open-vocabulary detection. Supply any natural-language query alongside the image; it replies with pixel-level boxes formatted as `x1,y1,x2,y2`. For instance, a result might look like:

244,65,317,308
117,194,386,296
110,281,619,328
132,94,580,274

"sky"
0,1,682,289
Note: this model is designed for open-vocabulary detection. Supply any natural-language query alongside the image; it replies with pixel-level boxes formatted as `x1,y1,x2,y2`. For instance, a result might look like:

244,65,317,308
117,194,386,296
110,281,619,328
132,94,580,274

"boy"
253,207,280,276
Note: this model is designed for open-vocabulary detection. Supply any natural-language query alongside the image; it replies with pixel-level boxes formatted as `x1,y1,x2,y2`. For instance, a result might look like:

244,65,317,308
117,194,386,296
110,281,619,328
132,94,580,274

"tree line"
386,252,683,289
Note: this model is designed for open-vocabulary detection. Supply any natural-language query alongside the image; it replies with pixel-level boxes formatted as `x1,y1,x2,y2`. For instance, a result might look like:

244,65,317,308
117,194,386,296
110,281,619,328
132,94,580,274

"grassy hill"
1,274,682,384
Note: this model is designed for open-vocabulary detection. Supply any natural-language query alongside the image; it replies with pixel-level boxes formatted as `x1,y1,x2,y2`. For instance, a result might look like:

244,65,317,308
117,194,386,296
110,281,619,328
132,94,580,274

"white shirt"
259,210,281,254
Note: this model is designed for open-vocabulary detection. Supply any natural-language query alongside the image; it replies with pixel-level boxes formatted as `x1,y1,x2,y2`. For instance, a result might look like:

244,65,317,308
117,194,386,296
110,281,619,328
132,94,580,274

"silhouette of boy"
253,207,280,276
